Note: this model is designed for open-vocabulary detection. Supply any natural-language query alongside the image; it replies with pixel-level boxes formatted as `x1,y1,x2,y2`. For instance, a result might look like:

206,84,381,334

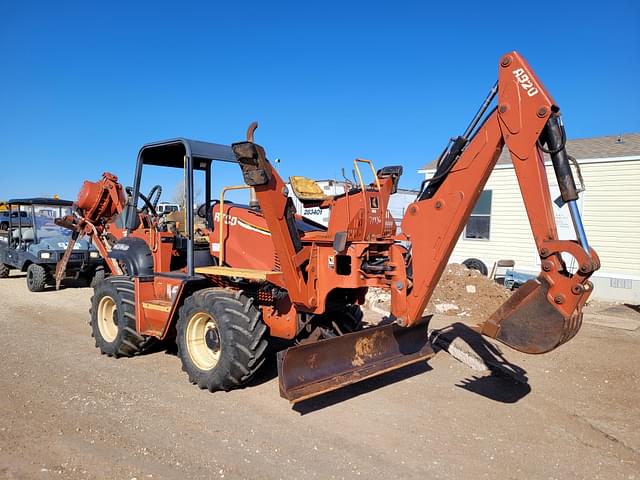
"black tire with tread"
311,304,364,335
341,304,364,333
89,266,106,289
0,263,9,278
89,276,147,357
26,263,48,292
177,288,268,392
462,257,488,276
295,304,364,344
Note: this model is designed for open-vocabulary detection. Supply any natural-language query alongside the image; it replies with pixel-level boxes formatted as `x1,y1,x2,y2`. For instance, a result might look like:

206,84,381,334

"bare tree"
171,181,202,209
171,181,186,209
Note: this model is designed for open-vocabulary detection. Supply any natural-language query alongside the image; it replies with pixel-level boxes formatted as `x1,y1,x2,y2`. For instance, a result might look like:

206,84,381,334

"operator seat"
164,210,187,235
289,176,328,207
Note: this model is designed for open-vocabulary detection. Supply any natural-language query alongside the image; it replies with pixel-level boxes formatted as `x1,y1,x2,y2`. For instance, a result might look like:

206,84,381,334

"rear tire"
26,264,47,292
0,263,9,278
89,276,148,357
177,288,268,392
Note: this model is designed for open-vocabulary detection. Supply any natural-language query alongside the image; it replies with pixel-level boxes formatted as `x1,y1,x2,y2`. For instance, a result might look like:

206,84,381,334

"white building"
388,188,419,224
419,133,640,303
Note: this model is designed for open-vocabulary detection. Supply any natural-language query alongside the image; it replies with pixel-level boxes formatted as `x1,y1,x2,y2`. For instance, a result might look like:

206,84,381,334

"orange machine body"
62,51,599,398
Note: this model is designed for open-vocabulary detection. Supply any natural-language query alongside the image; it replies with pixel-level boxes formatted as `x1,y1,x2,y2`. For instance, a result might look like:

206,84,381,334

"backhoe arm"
398,51,599,353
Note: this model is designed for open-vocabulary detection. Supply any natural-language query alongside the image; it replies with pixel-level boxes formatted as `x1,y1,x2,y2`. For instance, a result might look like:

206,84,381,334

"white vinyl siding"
440,159,640,278
449,168,536,268
579,160,640,275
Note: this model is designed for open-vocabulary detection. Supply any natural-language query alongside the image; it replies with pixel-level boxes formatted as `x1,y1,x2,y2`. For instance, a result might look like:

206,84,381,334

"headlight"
39,251,52,259
89,251,100,259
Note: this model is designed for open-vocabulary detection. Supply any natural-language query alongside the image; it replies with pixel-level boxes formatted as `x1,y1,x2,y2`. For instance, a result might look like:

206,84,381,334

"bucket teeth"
277,322,435,403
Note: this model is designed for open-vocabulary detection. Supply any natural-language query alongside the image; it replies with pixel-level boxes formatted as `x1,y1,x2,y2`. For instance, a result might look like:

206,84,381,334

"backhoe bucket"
479,278,582,354
278,321,435,403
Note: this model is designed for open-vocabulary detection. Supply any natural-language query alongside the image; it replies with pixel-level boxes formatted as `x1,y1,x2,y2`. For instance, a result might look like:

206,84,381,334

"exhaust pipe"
249,187,259,209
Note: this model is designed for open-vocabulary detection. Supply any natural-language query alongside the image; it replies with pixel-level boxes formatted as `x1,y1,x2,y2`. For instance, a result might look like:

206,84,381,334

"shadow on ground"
7,272,91,291
430,322,531,403
293,361,434,415
623,303,640,315
155,336,283,389
116,318,530,408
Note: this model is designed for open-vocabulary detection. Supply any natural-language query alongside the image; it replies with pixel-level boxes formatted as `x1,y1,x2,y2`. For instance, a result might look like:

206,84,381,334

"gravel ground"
1,272,639,479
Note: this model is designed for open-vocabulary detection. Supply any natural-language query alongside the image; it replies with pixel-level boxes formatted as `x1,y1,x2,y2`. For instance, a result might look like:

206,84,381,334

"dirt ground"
1,272,639,480
366,263,511,321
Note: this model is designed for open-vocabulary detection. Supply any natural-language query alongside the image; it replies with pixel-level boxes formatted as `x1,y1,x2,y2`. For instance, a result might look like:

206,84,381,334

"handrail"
353,158,381,191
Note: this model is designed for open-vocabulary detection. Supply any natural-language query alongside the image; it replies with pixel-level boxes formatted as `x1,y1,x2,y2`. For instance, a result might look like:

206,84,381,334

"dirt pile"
365,263,511,322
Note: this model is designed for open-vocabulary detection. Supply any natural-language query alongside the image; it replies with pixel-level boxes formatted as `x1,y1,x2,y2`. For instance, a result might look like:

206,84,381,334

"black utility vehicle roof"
7,198,73,207
139,139,236,170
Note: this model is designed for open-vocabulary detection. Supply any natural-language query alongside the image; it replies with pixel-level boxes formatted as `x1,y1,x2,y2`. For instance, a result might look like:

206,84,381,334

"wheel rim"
186,311,221,371
97,295,118,342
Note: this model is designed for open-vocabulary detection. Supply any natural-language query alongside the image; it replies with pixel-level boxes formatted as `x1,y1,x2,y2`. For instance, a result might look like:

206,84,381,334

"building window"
465,190,492,240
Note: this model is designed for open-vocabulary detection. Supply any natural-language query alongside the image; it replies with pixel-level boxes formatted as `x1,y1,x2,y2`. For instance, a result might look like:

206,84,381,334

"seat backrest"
12,228,34,241
289,176,328,205
165,211,186,235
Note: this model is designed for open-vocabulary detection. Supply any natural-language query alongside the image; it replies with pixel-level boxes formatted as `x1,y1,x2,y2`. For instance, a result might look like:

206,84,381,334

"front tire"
89,266,106,288
26,264,47,292
0,263,9,278
89,276,147,357
177,288,268,392
338,305,364,333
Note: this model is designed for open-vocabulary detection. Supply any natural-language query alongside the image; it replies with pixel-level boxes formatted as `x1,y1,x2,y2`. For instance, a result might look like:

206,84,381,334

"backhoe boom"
399,51,598,352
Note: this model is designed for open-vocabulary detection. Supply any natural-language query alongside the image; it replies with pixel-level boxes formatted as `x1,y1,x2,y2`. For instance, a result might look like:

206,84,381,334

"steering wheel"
196,200,220,227
196,200,219,219
125,185,161,217
147,185,162,212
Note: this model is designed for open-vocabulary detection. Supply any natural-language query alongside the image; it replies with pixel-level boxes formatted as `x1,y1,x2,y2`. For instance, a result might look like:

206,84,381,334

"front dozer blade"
278,321,435,403
479,278,582,354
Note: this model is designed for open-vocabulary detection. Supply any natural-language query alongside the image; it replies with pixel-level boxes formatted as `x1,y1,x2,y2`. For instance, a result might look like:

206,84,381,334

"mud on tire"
177,288,268,392
89,276,147,357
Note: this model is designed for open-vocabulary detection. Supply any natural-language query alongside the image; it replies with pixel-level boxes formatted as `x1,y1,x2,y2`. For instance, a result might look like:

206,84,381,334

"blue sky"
1,1,638,201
